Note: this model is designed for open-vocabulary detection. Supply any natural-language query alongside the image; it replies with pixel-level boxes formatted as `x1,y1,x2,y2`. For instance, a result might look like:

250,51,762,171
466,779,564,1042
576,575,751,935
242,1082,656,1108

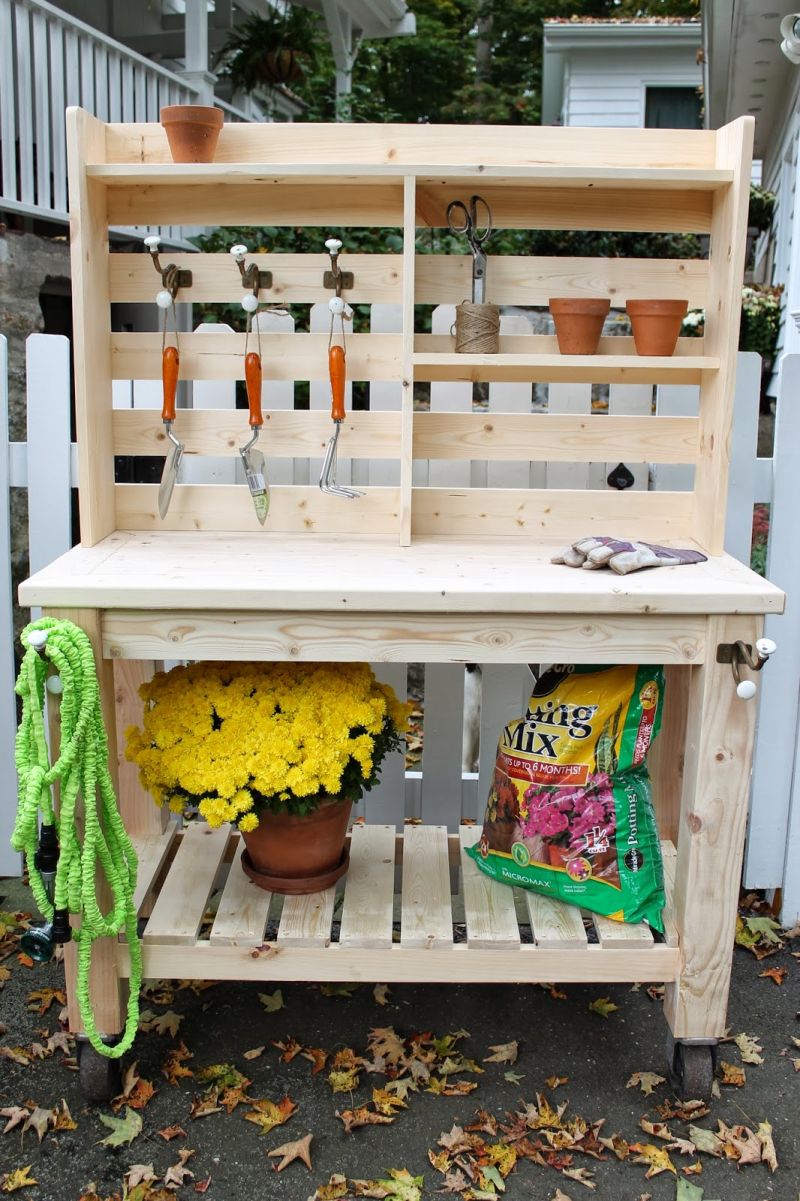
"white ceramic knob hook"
230,244,248,263
756,637,777,659
328,296,345,315
156,289,173,309
28,630,48,650
46,675,64,695
737,679,757,700
325,238,342,256
241,293,258,313
144,235,161,252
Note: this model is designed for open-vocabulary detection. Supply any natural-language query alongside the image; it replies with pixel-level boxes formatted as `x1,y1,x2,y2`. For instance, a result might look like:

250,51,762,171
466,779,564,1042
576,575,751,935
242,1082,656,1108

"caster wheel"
77,1041,121,1103
666,1032,716,1100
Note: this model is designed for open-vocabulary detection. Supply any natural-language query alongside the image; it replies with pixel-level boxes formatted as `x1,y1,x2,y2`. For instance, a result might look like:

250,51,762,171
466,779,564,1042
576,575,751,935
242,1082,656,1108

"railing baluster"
48,15,67,214
94,42,109,120
108,46,121,122
0,0,18,202
32,6,51,209
64,26,80,109
14,1,34,205
79,30,94,112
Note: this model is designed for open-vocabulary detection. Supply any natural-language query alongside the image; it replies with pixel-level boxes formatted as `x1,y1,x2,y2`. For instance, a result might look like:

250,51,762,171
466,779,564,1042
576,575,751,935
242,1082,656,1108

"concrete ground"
0,877,796,1201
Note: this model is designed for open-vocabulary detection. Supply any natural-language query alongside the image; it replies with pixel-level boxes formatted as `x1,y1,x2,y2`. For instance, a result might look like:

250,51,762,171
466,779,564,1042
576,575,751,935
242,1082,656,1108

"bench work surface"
19,531,784,615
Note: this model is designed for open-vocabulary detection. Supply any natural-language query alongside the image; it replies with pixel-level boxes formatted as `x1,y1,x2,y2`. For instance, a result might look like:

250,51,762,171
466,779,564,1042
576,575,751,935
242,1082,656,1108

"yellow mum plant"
125,661,411,830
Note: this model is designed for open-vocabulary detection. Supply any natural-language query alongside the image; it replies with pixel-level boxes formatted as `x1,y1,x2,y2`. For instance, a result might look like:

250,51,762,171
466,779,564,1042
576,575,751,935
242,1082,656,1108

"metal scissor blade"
239,445,270,525
158,440,183,519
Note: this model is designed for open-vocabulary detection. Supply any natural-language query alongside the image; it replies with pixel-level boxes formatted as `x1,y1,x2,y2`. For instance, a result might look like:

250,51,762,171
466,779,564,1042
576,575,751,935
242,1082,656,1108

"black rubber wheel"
77,1041,121,1102
666,1032,715,1100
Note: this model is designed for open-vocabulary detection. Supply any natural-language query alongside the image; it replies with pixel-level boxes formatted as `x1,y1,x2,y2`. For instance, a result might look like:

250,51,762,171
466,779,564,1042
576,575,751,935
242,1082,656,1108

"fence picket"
485,314,533,491
430,305,471,488
476,665,532,823
364,663,408,826
255,309,296,486
181,323,238,485
420,664,465,827
26,335,72,574
544,382,594,489
607,384,653,491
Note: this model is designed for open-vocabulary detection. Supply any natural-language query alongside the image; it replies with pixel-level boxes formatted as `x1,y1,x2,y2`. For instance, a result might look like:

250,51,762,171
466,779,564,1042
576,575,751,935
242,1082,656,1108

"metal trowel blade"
158,441,184,519
240,445,269,525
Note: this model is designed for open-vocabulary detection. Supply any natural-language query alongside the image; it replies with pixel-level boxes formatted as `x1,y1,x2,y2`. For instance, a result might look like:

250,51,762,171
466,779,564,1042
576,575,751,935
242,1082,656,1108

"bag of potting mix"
467,664,666,932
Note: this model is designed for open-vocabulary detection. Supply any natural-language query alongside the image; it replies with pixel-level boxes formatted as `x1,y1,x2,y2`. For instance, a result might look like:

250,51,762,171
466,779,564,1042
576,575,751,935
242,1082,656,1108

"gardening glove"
551,536,707,575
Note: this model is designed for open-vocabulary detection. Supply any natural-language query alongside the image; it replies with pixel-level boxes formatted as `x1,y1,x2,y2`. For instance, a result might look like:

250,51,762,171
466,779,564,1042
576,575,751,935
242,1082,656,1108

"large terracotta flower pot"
240,796,352,895
626,299,689,357
160,105,223,164
549,298,610,355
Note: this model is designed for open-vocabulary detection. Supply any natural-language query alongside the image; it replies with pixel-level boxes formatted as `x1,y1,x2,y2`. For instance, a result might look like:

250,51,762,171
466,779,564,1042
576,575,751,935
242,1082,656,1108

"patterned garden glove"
552,536,707,575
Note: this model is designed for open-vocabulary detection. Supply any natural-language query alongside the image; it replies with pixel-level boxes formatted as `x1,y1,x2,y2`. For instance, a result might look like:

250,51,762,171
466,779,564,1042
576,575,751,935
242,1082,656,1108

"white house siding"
758,71,800,371
562,48,700,128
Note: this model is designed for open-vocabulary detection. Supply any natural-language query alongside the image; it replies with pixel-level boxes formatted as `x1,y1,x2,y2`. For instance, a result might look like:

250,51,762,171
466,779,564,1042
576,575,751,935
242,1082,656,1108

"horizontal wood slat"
110,333,402,381
413,412,698,464
102,609,706,666
131,825,179,914
209,849,273,946
143,823,229,945
115,484,400,534
113,409,402,460
400,824,454,948
525,893,589,949
592,912,655,949
277,888,337,948
338,824,396,949
459,825,520,948
411,487,694,539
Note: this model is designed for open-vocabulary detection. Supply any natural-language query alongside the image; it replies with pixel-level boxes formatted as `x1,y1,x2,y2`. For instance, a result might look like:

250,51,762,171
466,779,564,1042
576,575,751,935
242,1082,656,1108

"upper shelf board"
85,163,735,190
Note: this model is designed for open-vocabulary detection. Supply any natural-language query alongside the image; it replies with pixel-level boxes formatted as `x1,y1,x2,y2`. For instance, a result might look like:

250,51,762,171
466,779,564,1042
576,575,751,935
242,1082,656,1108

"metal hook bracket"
145,236,192,297
231,247,272,295
716,639,776,698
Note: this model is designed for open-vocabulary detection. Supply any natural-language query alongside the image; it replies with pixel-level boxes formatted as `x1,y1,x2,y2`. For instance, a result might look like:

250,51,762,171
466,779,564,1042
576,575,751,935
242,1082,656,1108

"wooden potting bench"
19,109,785,1097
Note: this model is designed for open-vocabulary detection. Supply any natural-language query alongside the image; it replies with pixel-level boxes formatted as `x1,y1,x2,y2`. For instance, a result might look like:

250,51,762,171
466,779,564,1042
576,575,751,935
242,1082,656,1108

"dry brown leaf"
158,1125,187,1142
301,1047,328,1075
545,1075,569,1089
599,1134,630,1161
717,1061,746,1087
0,1109,30,1135
112,1062,156,1112
16,954,34,969
22,1107,52,1144
189,1090,223,1120
193,1177,211,1193
759,966,787,985
437,1169,469,1193
0,1048,31,1067
218,1085,251,1113
367,1027,406,1066
372,1087,407,1116
242,1046,265,1061
757,1120,778,1172
267,1132,313,1171
561,1166,596,1190
310,1174,349,1200
163,1148,195,1189
26,987,66,1015
123,1164,158,1190
336,1106,395,1134
426,1077,478,1096
272,1036,303,1063
244,1096,297,1134
655,1099,709,1122
638,1118,673,1142
681,1162,703,1176
384,1078,417,1101
373,984,390,1007
733,1032,764,1064
626,1071,666,1096
163,1043,194,1086
483,1040,519,1065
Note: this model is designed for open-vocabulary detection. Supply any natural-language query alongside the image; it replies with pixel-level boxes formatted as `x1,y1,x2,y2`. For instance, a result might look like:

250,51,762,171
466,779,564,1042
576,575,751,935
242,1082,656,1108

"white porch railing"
2,331,797,924
0,0,198,223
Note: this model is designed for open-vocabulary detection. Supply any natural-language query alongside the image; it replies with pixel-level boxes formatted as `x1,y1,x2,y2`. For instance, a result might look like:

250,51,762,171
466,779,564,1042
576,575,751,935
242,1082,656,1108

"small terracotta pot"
626,299,689,357
549,298,610,355
160,105,223,164
239,796,352,895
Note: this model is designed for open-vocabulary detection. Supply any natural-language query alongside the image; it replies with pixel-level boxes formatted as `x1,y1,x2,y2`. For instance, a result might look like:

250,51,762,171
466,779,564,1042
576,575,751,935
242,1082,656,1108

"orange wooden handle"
245,351,263,426
161,346,179,422
329,344,346,422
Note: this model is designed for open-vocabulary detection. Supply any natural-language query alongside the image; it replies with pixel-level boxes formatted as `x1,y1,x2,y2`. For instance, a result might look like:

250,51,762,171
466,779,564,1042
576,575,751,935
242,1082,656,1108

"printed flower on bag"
520,774,616,853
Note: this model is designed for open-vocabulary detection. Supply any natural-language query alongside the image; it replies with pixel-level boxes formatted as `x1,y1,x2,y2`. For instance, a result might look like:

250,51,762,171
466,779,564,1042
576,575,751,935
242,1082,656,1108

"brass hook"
144,235,192,300
230,243,272,298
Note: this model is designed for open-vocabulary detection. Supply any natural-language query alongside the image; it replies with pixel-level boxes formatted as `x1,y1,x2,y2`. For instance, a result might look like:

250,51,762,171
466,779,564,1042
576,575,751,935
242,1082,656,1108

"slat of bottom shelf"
118,942,681,983
459,825,521,949
277,888,337,948
401,824,453,948
525,893,588,950
143,824,229,945
339,824,396,949
209,844,273,946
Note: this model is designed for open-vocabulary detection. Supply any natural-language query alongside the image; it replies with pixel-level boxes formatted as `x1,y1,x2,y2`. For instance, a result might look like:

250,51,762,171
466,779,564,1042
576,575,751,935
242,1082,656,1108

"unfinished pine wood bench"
18,109,785,1100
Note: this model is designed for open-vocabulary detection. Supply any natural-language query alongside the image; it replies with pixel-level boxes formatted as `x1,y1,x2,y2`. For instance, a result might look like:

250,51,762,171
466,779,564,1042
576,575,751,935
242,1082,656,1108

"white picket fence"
1,329,798,922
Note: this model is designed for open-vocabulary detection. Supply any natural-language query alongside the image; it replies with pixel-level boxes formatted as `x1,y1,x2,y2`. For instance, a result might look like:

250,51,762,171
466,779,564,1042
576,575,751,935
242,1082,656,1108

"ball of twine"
454,301,500,354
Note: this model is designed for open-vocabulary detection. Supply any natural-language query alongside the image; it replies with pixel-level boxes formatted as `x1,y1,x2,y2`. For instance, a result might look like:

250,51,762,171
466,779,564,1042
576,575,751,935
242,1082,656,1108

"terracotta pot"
240,796,352,895
626,299,689,357
160,105,223,164
549,298,610,355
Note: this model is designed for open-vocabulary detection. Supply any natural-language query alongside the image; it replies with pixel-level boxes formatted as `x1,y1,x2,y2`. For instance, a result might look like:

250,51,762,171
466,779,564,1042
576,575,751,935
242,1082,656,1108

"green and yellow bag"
467,664,666,932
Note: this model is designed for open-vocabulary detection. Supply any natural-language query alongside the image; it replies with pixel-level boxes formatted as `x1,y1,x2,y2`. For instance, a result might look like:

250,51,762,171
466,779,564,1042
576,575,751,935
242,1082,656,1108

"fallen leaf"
163,1148,195,1189
681,1162,703,1176
0,1108,30,1135
123,1164,158,1190
757,1120,778,1172
45,1031,73,1056
158,1125,187,1142
655,1099,709,1122
259,989,284,1013
21,1107,52,1143
16,954,34,969
98,1106,142,1147
505,1070,526,1084
244,1095,297,1134
336,1106,395,1134
368,1028,407,1066
384,1078,417,1101
717,1061,745,1087
26,987,66,1015
267,1132,313,1171
758,966,787,985
319,982,358,997
733,1032,764,1064
545,1075,569,1089
437,1168,470,1193
552,1192,575,1201
272,1036,303,1063
139,1009,183,1037
195,1063,249,1090
373,984,391,1007
639,1118,674,1142
0,1048,31,1067
373,1087,407,1116
627,1072,666,1096
561,1166,596,1190
675,1181,705,1201
243,1046,265,1061
359,1168,423,1201
483,1041,519,1065
310,1173,349,1200
426,1077,478,1096
219,1084,251,1113
194,1178,211,1193
112,1062,156,1111
687,1126,723,1157
629,1142,676,1178
588,997,618,1018
189,1090,223,1120
162,1043,194,1086
301,1047,328,1075
0,1166,38,1193
599,1134,630,1161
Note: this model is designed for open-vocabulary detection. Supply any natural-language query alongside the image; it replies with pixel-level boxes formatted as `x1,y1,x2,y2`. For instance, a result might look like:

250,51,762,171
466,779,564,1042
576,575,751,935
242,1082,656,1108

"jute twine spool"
454,300,500,353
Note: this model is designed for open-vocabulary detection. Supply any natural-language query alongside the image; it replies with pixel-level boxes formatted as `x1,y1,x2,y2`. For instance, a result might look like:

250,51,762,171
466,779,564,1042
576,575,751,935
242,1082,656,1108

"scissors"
446,193,493,304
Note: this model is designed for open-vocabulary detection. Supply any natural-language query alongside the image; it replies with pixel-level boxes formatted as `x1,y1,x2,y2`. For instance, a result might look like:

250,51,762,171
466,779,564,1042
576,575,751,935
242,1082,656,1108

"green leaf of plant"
98,1105,142,1147
258,989,284,1013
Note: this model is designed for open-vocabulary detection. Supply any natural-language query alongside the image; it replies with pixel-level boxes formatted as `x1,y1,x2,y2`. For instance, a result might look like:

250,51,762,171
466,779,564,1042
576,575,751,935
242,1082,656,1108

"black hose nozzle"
51,909,72,945
35,824,60,875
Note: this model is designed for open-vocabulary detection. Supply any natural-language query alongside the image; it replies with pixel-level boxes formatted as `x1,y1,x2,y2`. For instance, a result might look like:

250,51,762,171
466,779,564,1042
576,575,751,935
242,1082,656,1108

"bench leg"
664,614,760,1042
45,608,125,1041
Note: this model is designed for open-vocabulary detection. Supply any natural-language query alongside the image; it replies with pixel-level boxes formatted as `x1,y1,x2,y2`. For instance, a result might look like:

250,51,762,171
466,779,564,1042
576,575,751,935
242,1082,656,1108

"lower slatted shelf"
123,823,681,984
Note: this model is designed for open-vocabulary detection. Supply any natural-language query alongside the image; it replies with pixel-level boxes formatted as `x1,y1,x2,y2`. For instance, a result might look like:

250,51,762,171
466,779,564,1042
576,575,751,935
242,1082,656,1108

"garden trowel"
157,345,182,519
239,350,269,525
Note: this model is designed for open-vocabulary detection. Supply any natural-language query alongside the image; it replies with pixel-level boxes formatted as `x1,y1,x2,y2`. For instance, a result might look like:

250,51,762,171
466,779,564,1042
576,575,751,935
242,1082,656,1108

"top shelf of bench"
86,163,735,191
19,532,784,617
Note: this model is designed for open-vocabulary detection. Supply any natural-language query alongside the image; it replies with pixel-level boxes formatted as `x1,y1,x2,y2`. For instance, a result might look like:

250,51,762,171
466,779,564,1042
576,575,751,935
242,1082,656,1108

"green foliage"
748,185,776,233
740,285,783,359
215,6,323,94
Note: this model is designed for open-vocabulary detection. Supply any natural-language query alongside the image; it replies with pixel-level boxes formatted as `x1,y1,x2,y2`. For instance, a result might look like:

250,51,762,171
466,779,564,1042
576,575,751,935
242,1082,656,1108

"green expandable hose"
12,617,141,1059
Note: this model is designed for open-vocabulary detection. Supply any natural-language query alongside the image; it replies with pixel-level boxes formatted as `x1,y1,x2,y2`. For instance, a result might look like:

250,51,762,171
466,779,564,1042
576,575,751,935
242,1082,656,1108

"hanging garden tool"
446,193,500,353
232,244,270,524
12,619,142,1067
319,238,362,499
145,235,189,520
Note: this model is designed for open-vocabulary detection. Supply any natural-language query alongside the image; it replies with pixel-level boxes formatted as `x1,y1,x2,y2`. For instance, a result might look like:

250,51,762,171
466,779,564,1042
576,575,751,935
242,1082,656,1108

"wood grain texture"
400,825,454,948
101,610,706,665
131,826,178,915
660,840,680,950
459,825,520,948
649,665,690,845
143,823,230,945
209,850,273,946
591,913,655,949
524,894,588,949
399,174,416,545
113,658,166,836
663,614,761,1039
276,888,336,948
412,350,716,386
339,824,396,949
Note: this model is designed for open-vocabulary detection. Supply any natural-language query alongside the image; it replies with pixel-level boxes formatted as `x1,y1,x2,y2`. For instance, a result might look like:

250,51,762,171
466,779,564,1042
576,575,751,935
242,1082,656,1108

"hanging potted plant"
125,661,410,895
215,5,321,91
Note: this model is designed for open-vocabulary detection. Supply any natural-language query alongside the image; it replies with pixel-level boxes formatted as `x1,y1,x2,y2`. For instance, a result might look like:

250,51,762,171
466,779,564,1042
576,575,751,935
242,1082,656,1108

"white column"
321,0,355,117
181,0,215,103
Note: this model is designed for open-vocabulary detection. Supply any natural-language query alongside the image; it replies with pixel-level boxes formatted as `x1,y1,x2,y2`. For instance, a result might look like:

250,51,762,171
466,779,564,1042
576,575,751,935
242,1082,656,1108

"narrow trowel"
239,350,269,525
157,345,182,520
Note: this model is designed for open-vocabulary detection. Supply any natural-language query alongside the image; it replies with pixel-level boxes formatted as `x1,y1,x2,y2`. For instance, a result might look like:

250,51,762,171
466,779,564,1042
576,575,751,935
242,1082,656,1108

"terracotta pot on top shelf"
626,299,689,357
239,795,352,895
549,297,610,355
160,105,223,164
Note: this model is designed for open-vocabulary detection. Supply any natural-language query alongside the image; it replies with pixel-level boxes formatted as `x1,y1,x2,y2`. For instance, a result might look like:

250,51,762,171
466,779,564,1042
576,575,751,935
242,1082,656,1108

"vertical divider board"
400,175,416,545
